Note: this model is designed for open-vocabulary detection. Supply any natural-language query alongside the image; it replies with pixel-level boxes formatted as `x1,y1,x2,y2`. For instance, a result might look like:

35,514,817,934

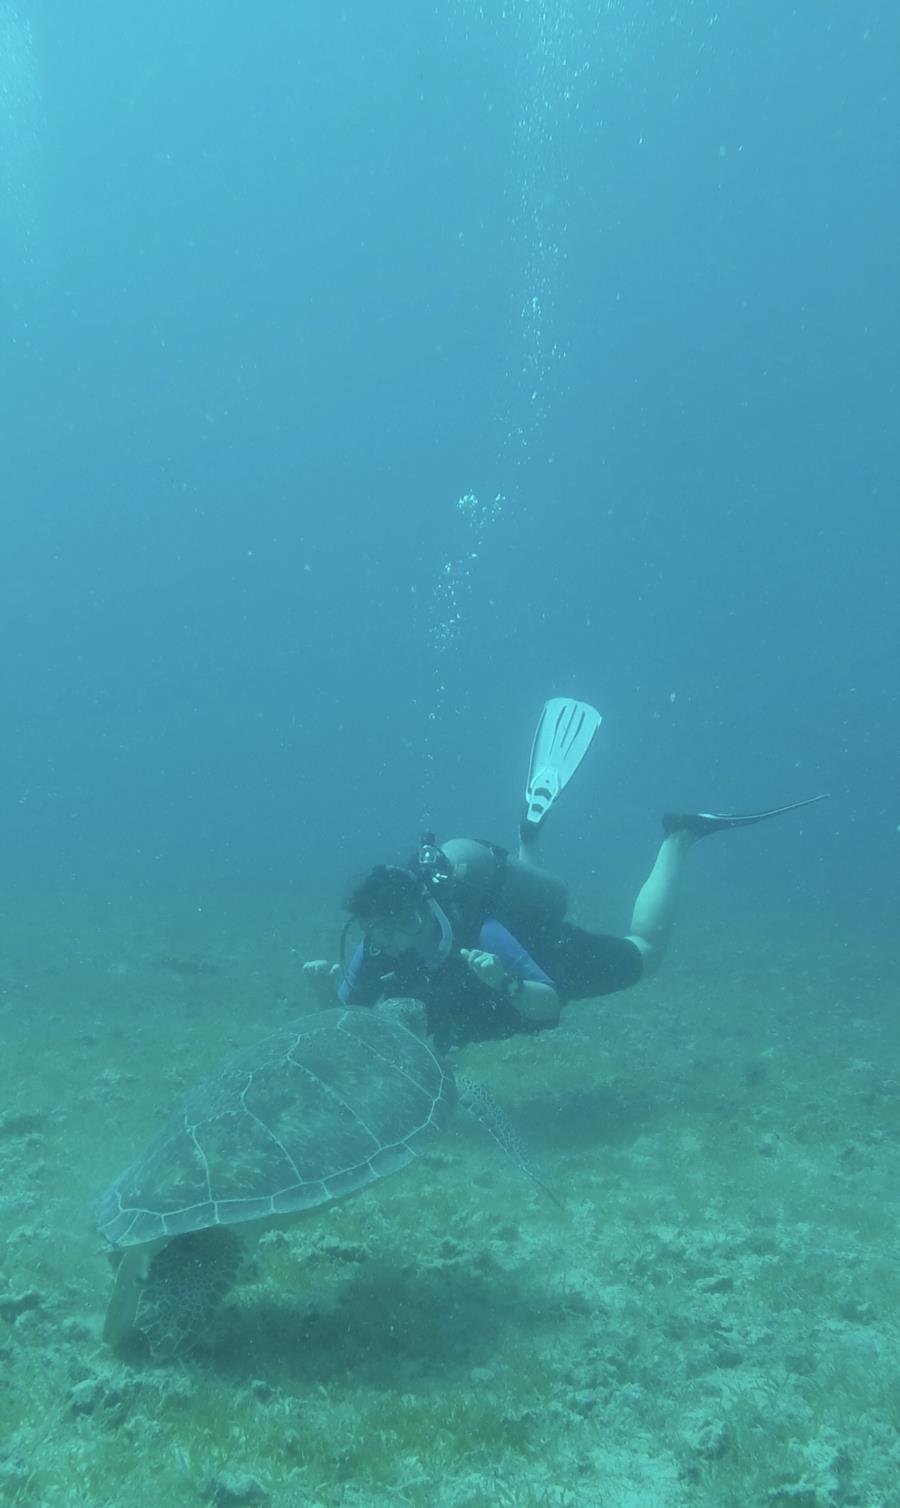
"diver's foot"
519,812,541,844
518,814,544,863
663,793,830,840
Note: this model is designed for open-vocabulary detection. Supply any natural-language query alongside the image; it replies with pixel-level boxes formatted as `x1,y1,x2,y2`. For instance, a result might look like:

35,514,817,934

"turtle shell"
97,1004,455,1249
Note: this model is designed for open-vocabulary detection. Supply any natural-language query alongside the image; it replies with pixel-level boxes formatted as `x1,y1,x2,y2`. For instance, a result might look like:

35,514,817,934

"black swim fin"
663,793,830,838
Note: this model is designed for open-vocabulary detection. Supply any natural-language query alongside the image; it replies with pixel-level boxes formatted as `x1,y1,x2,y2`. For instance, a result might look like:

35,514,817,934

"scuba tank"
414,834,567,946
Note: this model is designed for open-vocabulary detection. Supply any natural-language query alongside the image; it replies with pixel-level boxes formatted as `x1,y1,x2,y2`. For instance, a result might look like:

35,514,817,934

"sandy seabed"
1,894,899,1508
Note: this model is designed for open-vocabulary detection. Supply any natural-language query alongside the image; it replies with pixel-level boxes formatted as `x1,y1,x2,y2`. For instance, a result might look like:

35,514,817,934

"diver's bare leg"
623,793,830,975
625,830,697,977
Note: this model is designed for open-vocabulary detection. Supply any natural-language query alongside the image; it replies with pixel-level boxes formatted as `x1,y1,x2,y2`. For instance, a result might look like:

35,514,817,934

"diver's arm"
303,950,380,1009
460,947,560,1026
303,960,341,1004
509,976,560,1026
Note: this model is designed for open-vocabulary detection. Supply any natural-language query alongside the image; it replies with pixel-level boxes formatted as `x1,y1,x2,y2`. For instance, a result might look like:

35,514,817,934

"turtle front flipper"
105,1227,246,1359
457,1074,562,1208
103,1242,158,1354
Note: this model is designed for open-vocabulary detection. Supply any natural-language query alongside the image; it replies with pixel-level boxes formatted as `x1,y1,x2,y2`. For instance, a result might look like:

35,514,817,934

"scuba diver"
304,698,828,1052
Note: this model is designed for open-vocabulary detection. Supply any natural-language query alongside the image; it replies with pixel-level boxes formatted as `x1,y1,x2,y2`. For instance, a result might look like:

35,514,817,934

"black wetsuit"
521,919,643,1003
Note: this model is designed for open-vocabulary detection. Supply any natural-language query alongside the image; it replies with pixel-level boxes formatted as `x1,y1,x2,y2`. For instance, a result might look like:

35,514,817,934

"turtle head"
375,997,429,1040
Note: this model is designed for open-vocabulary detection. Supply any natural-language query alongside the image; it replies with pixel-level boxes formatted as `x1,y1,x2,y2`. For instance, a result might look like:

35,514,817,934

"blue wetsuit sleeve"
337,943,381,1007
478,920,555,988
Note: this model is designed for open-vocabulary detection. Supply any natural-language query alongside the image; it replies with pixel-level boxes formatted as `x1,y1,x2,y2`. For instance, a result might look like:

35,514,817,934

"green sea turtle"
97,1000,550,1359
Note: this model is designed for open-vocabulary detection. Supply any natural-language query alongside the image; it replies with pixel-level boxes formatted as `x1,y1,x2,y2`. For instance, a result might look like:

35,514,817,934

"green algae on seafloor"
2,902,900,1507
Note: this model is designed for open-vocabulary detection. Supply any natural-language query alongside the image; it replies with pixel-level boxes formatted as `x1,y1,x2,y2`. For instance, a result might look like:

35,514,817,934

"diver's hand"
302,960,341,1003
460,949,507,992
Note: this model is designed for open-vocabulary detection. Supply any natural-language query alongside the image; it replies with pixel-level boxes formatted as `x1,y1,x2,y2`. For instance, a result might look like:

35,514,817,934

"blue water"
2,0,898,944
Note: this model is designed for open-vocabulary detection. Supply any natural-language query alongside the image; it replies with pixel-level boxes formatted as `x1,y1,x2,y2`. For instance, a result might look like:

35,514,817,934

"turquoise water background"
2,4,899,1505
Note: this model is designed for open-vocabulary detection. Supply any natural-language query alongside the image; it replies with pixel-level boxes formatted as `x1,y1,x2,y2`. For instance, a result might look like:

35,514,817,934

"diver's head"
344,865,430,956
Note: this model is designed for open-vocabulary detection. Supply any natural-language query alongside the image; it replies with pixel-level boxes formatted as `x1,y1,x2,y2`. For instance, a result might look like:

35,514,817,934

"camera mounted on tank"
412,832,454,892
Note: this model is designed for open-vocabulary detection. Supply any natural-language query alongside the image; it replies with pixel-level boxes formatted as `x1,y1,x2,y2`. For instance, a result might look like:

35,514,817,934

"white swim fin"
523,698,602,832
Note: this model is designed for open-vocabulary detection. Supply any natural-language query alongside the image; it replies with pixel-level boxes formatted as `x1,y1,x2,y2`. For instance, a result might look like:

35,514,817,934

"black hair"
343,864,424,922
